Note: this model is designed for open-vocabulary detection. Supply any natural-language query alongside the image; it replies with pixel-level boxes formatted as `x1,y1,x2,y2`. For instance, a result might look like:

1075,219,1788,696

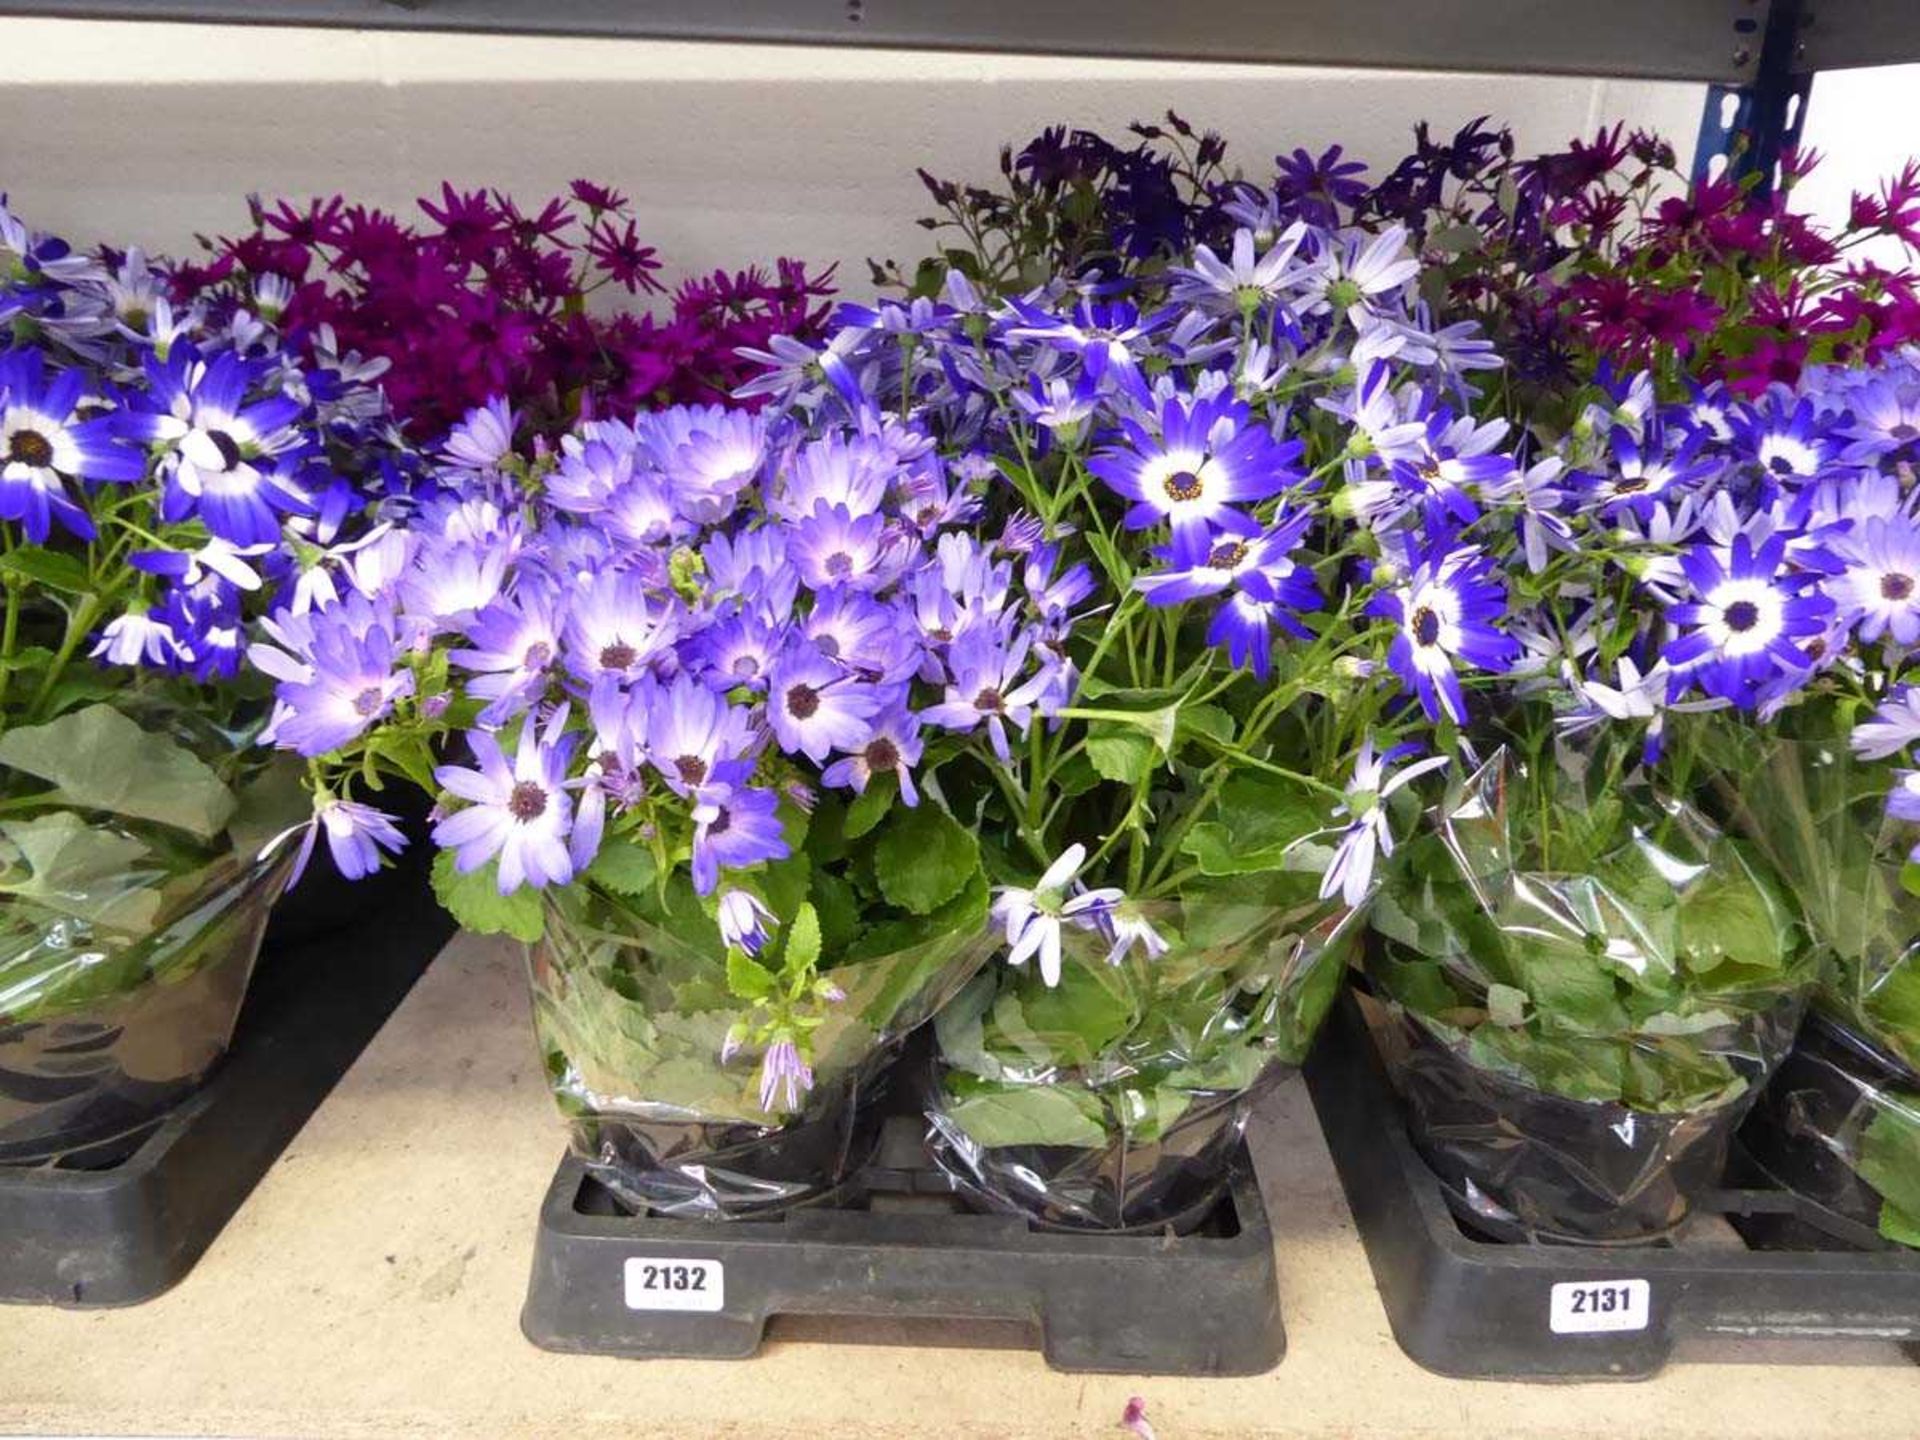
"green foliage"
1371,749,1811,1113
0,703,237,840
430,849,545,942
1857,1094,1920,1249
934,892,1355,1152
873,802,980,915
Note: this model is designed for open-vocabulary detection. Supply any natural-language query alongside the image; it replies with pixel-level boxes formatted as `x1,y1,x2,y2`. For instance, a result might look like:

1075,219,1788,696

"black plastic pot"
1737,1011,1920,1250
0,863,278,1167
1370,1000,1761,1244
574,1063,889,1218
926,1060,1287,1234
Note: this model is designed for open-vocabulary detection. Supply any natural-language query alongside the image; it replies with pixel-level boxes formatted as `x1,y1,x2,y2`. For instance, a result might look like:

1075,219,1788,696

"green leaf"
1858,1097,1920,1233
0,813,160,931
785,901,822,973
942,1079,1108,1148
1085,728,1154,786
0,704,236,839
1903,863,1920,902
430,848,544,942
1179,772,1333,879
586,839,657,897
811,869,861,958
1175,703,1235,748
0,548,93,596
726,948,776,1000
1018,953,1138,1063
873,803,980,916
1677,863,1789,980
843,774,896,841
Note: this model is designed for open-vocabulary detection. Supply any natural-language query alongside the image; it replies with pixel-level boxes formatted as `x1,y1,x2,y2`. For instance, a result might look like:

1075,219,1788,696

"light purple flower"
433,721,579,893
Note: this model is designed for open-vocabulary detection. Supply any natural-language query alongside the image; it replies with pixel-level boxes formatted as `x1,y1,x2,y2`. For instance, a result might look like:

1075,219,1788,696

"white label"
1549,1279,1650,1335
623,1257,725,1313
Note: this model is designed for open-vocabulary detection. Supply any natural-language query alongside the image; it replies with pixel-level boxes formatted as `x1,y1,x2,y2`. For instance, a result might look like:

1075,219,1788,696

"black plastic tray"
0,850,452,1307
1304,991,1920,1380
521,1107,1284,1376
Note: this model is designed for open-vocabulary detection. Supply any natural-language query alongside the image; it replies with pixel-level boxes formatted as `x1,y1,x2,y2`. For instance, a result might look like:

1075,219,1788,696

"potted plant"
0,200,410,1162
252,395,1008,1215
789,210,1555,1231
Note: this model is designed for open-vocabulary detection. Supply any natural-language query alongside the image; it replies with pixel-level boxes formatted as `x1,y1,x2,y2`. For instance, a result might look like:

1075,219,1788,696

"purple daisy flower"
562,569,679,685
820,707,924,804
921,627,1054,763
450,587,565,722
1662,533,1835,708
0,348,143,541
116,347,312,546
1089,390,1302,538
1367,544,1517,725
786,500,900,593
689,782,789,894
1827,514,1920,645
642,672,758,795
270,604,415,757
434,721,579,894
766,644,881,762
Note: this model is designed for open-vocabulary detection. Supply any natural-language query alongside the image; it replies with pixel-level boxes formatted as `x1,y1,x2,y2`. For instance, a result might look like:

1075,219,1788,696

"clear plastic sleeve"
925,891,1355,1232
1740,1011,1920,1249
530,886,997,1218
1366,743,1813,1242
0,833,289,1166
1713,732,1920,1079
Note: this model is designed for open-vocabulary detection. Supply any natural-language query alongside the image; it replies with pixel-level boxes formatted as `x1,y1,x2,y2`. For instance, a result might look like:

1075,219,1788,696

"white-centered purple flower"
1367,544,1517,725
562,568,678,685
921,627,1053,763
441,397,516,471
1827,514,1920,645
688,782,789,895
820,707,924,803
1662,533,1835,708
269,604,414,757
642,672,758,795
1090,390,1302,539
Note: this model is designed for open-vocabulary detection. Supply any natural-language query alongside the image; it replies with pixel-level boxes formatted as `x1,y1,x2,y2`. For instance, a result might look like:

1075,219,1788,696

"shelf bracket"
1692,0,1814,191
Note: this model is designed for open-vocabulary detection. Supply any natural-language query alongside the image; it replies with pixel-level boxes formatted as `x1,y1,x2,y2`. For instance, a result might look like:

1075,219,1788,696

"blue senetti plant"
0,199,419,1058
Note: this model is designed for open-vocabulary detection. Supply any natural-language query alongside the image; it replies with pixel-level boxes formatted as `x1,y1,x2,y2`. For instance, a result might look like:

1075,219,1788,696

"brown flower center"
786,683,821,720
1723,599,1761,633
508,781,548,822
353,686,387,717
974,686,1006,713
1208,540,1248,569
1883,572,1916,602
865,737,901,772
6,429,53,469
1411,606,1442,647
674,754,709,786
598,641,638,671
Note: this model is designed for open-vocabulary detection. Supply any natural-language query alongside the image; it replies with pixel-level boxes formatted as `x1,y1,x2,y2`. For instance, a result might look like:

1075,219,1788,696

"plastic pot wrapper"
1712,732,1920,1082
0,700,301,1165
1366,743,1813,1242
530,883,997,1219
927,888,1355,1233
1741,1010,1920,1249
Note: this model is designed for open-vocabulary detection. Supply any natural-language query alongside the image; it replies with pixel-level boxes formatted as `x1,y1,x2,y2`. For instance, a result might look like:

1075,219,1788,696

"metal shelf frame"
1,2,1917,190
